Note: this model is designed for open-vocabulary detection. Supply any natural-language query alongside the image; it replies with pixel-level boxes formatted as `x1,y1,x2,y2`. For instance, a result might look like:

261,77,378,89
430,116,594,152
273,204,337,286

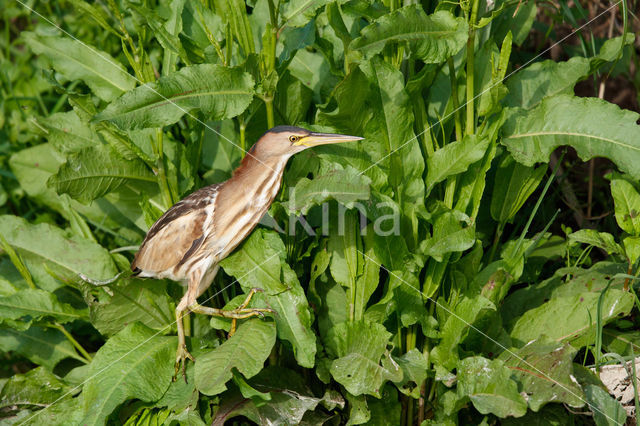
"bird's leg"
188,288,273,337
230,288,263,336
174,298,194,382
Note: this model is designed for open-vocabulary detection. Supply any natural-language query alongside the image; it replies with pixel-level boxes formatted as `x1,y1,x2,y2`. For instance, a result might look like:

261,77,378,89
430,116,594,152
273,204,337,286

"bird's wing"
131,185,219,275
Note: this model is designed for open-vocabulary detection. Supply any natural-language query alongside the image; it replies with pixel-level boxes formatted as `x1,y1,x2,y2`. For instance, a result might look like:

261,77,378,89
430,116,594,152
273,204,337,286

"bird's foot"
228,307,275,337
173,343,195,383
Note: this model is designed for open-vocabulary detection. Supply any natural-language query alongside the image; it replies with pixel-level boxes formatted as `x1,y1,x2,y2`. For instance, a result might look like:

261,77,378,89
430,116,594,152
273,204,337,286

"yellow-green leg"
188,288,273,337
174,305,195,382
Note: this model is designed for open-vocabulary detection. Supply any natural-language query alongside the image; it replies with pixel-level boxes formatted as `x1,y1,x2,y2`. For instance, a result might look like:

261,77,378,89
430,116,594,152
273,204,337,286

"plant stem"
0,233,36,289
53,322,92,363
265,97,275,128
465,0,480,136
447,58,462,142
154,129,174,208
488,222,504,263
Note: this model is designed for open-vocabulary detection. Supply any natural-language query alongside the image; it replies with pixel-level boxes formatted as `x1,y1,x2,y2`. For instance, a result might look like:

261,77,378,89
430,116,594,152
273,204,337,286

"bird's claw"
173,344,194,383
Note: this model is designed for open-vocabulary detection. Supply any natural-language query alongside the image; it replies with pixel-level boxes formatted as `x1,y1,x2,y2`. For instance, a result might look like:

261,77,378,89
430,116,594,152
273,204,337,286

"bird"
130,125,363,377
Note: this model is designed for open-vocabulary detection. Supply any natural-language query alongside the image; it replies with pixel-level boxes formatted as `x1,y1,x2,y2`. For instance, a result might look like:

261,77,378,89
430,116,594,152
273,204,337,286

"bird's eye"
289,135,299,143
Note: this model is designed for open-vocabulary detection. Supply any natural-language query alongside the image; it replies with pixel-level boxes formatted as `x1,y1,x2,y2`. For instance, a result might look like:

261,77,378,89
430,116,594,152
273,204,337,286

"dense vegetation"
1,0,639,424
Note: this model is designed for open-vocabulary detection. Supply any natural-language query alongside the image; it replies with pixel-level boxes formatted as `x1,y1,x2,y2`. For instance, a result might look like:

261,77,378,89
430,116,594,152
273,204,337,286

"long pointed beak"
293,132,364,147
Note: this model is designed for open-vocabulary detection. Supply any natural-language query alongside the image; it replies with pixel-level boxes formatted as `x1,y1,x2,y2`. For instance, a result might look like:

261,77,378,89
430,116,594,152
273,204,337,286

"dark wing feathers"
131,184,220,273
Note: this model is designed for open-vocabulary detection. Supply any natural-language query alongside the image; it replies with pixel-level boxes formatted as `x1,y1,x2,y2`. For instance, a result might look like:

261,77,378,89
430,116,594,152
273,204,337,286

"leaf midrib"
506,131,640,152
32,38,132,92
101,89,253,121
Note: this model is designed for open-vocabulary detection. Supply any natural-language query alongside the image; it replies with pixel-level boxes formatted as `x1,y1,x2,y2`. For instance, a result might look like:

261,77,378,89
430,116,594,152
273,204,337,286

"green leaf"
0,289,86,324
0,326,84,369
610,176,640,235
420,207,476,262
490,154,546,223
0,367,70,408
457,356,527,418
426,135,490,191
430,295,495,369
393,348,429,398
568,230,623,255
39,110,101,154
503,57,590,109
221,230,317,367
623,235,640,265
82,323,175,425
94,64,254,129
284,166,371,215
498,339,585,411
87,279,174,337
326,321,401,397
281,0,330,28
351,8,468,63
194,319,276,395
501,95,640,180
23,32,136,102
584,384,627,426
0,215,118,291
48,144,155,203
510,290,634,346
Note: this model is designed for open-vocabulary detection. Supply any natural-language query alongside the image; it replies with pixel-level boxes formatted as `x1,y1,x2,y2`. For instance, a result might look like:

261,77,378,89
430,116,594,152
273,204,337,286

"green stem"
447,58,463,142
265,98,275,129
0,233,36,289
154,129,174,208
53,322,92,363
240,118,247,155
465,0,480,136
488,222,504,263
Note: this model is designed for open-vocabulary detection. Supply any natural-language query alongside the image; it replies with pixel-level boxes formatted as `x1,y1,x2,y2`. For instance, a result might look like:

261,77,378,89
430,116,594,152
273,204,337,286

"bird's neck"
212,153,290,239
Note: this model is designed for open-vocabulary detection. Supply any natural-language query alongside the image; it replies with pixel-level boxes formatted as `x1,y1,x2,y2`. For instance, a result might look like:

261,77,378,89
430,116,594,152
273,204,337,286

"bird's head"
251,125,363,159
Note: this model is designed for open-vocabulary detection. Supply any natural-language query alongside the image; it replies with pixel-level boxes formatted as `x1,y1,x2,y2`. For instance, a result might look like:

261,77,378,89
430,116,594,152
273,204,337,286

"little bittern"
131,126,362,375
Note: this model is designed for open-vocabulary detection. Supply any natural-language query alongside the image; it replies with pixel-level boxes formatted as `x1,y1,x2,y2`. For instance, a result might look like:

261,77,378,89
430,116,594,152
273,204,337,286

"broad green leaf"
0,367,70,408
284,166,371,214
431,295,495,369
0,289,86,324
425,135,490,191
359,58,425,217
0,326,85,369
623,235,640,265
94,64,254,129
610,177,640,235
329,211,361,315
568,230,623,255
201,120,242,183
420,207,475,262
39,110,101,154
354,228,381,322
326,321,401,397
503,57,590,109
9,144,135,232
23,32,136,101
457,356,527,418
87,279,174,337
195,319,276,395
82,323,175,425
490,154,546,223
602,329,640,357
584,384,627,426
281,0,330,28
498,339,584,411
48,144,155,203
351,8,468,63
501,95,640,180
0,215,118,291
393,348,429,398
502,262,628,327
221,230,316,367
510,290,634,346
15,394,84,426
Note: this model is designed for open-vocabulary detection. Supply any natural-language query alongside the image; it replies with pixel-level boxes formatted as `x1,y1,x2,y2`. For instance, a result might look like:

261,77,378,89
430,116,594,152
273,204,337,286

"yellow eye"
289,135,299,143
